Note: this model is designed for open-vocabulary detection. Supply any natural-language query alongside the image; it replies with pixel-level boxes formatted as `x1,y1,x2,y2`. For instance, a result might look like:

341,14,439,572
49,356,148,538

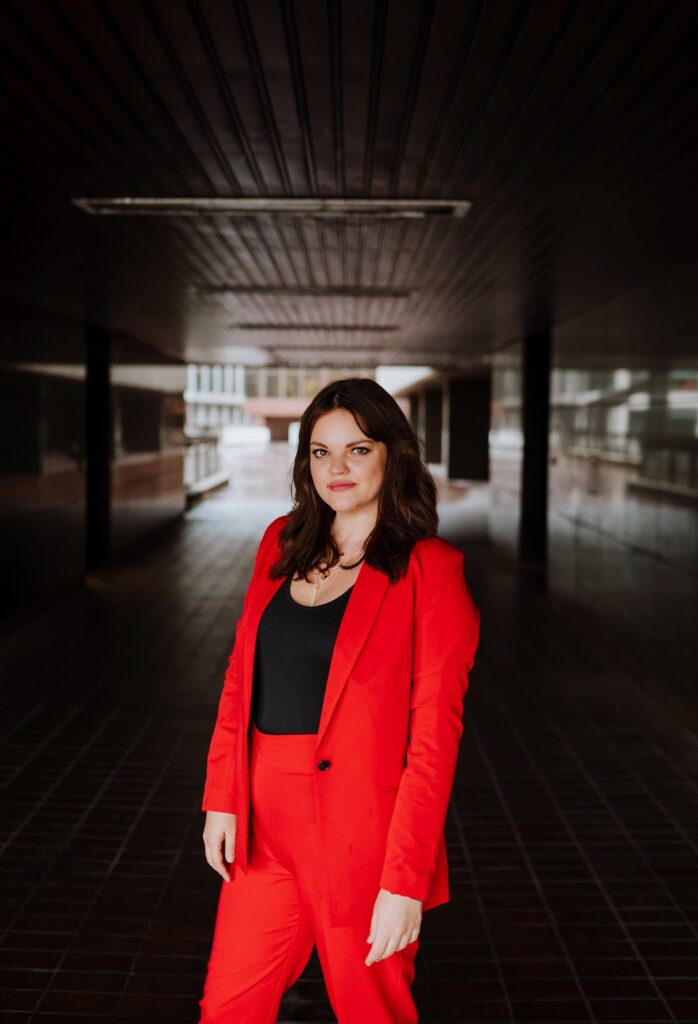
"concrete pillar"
408,393,419,434
424,387,442,464
85,327,111,571
447,377,490,480
518,328,551,571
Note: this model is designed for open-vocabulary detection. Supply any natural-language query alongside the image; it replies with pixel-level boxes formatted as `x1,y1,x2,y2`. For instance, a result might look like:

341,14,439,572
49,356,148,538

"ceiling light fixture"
71,196,472,220
228,323,399,332
192,285,415,298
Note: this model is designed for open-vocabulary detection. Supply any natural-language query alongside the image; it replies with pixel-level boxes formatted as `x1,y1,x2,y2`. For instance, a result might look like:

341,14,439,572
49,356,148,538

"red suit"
198,514,481,1022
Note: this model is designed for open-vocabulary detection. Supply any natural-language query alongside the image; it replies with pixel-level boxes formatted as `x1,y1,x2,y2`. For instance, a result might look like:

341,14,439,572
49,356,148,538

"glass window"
304,373,320,398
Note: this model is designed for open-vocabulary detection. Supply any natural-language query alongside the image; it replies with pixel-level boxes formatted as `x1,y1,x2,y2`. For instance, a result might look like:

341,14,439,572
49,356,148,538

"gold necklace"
310,544,365,607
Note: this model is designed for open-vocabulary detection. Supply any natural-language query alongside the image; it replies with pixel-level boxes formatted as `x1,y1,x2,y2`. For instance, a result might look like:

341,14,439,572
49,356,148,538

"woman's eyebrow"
310,439,373,447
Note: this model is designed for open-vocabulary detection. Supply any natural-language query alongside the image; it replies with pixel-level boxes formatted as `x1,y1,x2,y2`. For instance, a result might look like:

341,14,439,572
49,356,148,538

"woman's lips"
328,483,356,491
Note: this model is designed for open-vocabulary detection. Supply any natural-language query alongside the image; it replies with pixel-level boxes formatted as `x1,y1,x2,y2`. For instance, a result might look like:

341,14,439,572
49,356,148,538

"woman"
198,377,480,1023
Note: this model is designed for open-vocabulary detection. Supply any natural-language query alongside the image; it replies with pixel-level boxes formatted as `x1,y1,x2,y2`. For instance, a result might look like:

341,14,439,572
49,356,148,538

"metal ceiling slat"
438,0,532,197
139,6,290,291
340,1,373,197
554,4,698,186
140,0,283,289
142,0,240,194
327,0,345,195
233,0,293,193
388,0,553,308
374,0,437,296
446,37,696,327
243,0,310,195
361,0,388,196
447,0,582,196
430,0,682,320
95,0,252,282
43,0,240,283
409,0,486,197
280,0,318,195
187,0,267,196
2,0,698,364
387,0,437,195
289,219,318,287
404,0,577,304
491,148,698,339
229,0,318,291
3,0,231,290
98,1,216,191
1,11,232,296
6,3,157,194
448,132,698,331
0,12,209,293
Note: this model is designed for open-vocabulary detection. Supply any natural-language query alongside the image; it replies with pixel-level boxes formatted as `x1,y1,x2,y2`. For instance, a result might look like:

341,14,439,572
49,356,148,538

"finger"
366,907,378,945
210,838,231,882
387,930,410,960
378,934,401,962
365,941,380,966
365,933,388,966
224,830,235,864
203,839,215,870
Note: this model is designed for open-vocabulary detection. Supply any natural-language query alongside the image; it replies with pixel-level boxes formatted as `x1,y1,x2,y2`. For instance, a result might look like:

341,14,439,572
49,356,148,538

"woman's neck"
331,508,376,555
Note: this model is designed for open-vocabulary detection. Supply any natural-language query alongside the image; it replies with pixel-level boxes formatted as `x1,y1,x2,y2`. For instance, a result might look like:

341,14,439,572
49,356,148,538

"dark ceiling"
2,0,697,368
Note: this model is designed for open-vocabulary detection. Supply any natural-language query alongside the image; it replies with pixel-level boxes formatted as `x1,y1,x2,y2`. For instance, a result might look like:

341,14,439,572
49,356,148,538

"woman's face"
309,408,387,516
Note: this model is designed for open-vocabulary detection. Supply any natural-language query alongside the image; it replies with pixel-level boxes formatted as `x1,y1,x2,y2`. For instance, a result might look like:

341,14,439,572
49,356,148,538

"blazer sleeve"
200,517,283,813
379,547,481,901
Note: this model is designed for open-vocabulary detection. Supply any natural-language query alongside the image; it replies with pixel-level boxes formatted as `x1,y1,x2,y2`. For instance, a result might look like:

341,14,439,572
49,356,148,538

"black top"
251,574,355,734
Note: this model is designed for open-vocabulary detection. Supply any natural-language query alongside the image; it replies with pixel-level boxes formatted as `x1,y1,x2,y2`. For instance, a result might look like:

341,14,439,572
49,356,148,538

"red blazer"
202,514,481,927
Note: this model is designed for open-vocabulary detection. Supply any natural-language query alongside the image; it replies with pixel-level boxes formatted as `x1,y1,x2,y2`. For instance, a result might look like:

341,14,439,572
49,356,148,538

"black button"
317,759,331,771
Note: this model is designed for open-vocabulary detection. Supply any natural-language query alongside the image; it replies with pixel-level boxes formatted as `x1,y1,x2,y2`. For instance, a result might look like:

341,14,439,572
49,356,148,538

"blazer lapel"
315,558,390,747
240,538,391,750
240,567,285,721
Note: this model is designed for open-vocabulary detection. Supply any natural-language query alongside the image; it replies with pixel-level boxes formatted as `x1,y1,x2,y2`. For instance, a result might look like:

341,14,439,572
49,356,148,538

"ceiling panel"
1,0,696,367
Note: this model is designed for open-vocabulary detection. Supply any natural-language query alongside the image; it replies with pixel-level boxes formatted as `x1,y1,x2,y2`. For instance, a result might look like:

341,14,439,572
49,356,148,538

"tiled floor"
1,445,697,1022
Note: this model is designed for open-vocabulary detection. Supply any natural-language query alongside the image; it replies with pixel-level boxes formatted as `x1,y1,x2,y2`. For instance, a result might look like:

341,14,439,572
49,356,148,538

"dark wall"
0,306,186,621
490,260,698,708
548,264,698,710
106,339,187,561
0,311,87,619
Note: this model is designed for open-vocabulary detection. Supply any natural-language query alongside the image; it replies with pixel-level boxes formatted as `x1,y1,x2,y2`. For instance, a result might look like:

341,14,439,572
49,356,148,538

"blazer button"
317,759,331,771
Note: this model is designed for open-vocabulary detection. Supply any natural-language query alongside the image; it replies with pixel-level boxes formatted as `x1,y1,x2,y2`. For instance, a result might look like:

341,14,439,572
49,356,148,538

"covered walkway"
1,457,696,1022
1,2,697,1018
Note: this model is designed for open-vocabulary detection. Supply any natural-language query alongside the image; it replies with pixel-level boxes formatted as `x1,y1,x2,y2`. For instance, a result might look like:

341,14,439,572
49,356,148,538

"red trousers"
198,723,419,1023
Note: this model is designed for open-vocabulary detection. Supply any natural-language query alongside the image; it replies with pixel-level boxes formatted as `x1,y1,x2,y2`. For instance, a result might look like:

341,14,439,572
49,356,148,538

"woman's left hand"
365,888,422,965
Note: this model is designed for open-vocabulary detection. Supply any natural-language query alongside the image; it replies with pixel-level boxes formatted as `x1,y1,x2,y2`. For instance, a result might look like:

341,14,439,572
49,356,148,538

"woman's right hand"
203,811,237,882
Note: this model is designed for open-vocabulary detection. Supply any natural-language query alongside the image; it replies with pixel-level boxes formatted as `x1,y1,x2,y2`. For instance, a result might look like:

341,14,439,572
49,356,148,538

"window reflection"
550,366,698,493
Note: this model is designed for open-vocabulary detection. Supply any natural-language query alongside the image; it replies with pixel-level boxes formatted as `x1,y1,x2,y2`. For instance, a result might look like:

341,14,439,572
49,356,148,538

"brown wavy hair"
270,377,438,585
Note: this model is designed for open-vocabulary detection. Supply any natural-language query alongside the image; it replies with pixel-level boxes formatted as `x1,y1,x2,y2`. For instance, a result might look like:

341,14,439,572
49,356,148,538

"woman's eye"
311,447,371,457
